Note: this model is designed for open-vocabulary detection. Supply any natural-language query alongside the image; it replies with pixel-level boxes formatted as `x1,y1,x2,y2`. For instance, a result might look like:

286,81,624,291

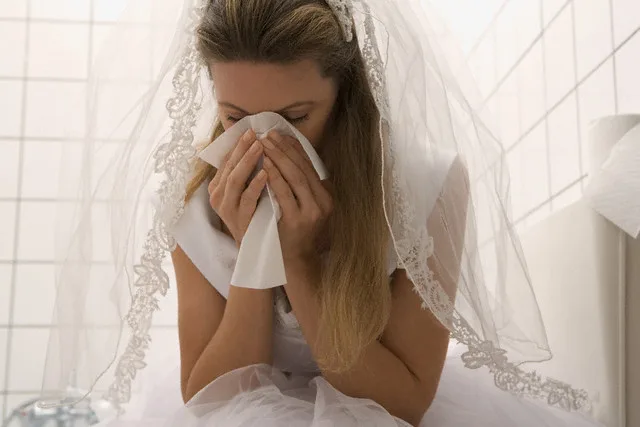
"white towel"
198,112,329,288
585,123,640,238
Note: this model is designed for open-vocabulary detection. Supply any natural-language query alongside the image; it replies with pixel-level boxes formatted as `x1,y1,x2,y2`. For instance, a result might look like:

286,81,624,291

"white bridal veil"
40,0,591,415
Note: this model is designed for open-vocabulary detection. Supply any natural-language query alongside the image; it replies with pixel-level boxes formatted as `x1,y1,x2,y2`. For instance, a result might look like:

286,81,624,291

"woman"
40,0,603,426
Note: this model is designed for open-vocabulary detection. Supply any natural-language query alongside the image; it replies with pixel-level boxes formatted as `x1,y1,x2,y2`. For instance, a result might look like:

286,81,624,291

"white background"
0,0,639,419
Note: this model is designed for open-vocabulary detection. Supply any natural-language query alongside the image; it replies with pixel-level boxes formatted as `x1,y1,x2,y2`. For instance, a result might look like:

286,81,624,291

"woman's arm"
172,244,274,403
283,261,449,426
282,157,469,426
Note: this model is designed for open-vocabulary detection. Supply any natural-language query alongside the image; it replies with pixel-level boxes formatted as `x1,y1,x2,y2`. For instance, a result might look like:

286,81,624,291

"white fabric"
91,150,601,427
39,0,597,417
585,121,640,238
93,352,601,427
197,112,329,289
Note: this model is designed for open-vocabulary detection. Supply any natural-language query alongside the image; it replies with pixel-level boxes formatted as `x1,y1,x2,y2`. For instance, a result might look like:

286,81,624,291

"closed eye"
226,114,309,124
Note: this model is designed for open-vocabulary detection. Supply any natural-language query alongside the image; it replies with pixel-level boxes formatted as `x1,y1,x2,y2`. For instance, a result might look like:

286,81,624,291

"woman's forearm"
185,286,274,401
283,258,429,426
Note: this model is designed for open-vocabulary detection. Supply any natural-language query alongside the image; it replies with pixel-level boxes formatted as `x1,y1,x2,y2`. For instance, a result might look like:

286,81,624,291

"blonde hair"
188,0,390,372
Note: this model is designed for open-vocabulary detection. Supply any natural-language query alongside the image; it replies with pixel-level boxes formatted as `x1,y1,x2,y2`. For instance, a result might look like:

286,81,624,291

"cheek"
299,116,333,148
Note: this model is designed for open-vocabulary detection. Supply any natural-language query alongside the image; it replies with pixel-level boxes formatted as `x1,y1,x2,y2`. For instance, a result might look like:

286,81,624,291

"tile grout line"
568,1,584,196
609,0,619,114
481,0,571,108
502,22,640,159
539,0,554,211
465,0,512,59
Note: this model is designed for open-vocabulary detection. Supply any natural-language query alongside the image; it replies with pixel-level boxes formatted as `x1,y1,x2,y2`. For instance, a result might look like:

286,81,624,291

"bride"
40,0,603,426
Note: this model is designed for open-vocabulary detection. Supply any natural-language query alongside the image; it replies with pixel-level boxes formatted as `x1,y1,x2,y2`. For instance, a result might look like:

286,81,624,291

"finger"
238,169,268,216
267,132,318,179
261,137,316,208
225,141,264,205
267,132,332,213
217,129,257,189
263,157,299,217
209,151,231,192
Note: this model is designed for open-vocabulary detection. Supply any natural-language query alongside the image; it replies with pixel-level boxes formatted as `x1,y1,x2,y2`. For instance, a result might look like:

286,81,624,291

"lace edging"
103,3,205,408
326,0,354,42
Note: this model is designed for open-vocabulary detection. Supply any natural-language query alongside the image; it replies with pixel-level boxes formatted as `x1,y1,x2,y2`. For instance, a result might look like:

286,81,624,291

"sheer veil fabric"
40,0,592,417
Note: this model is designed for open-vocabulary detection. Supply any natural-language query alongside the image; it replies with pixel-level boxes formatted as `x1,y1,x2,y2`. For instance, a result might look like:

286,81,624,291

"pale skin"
172,60,453,426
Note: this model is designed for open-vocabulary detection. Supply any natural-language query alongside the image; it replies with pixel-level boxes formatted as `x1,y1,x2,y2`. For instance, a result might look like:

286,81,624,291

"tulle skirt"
95,345,602,427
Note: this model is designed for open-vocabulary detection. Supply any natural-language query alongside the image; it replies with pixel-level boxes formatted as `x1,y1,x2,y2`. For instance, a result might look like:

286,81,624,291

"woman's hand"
208,129,268,247
261,131,333,261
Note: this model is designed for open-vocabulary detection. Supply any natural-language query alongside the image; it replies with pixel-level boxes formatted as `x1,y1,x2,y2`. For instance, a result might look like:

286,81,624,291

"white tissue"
198,112,328,289
584,123,640,238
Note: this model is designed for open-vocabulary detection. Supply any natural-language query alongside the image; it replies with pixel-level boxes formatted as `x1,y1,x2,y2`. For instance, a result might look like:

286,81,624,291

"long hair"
187,0,390,372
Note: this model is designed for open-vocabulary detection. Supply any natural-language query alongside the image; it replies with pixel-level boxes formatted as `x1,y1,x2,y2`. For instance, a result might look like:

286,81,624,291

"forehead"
210,60,336,112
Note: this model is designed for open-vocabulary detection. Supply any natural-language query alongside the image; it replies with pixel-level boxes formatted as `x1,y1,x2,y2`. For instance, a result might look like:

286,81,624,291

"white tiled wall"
454,0,640,229
0,0,177,420
1,0,639,421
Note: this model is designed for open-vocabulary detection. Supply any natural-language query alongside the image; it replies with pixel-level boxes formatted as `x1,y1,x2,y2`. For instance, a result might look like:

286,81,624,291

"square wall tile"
28,23,89,79
578,59,616,171
21,141,62,200
83,264,124,327
578,60,616,126
519,122,549,214
92,24,152,80
0,202,16,260
0,265,11,324
547,93,581,194
8,328,50,391
21,140,83,199
495,3,520,80
0,81,23,137
31,0,90,21
612,0,640,46
0,22,26,77
574,0,613,81
544,5,576,108
507,146,526,220
0,140,19,198
517,40,545,132
615,31,640,114
495,73,521,148
14,264,56,325
94,83,149,139
17,201,56,261
543,0,568,26
93,0,152,23
468,29,497,100
513,0,542,55
0,2,27,18
24,81,86,138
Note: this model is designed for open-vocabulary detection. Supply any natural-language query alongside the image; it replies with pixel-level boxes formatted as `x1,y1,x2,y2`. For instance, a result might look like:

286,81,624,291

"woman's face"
210,60,339,148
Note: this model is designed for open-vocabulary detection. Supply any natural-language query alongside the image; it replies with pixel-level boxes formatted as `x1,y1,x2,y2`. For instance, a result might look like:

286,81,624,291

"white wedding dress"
94,151,601,427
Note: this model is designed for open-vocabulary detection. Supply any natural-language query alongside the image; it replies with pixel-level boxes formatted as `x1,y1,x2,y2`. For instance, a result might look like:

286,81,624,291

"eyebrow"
218,101,316,115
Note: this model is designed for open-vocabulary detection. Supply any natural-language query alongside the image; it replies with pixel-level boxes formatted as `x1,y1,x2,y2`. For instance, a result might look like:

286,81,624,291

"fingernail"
250,141,261,153
257,169,267,180
243,129,255,142
262,138,275,150
268,130,283,142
